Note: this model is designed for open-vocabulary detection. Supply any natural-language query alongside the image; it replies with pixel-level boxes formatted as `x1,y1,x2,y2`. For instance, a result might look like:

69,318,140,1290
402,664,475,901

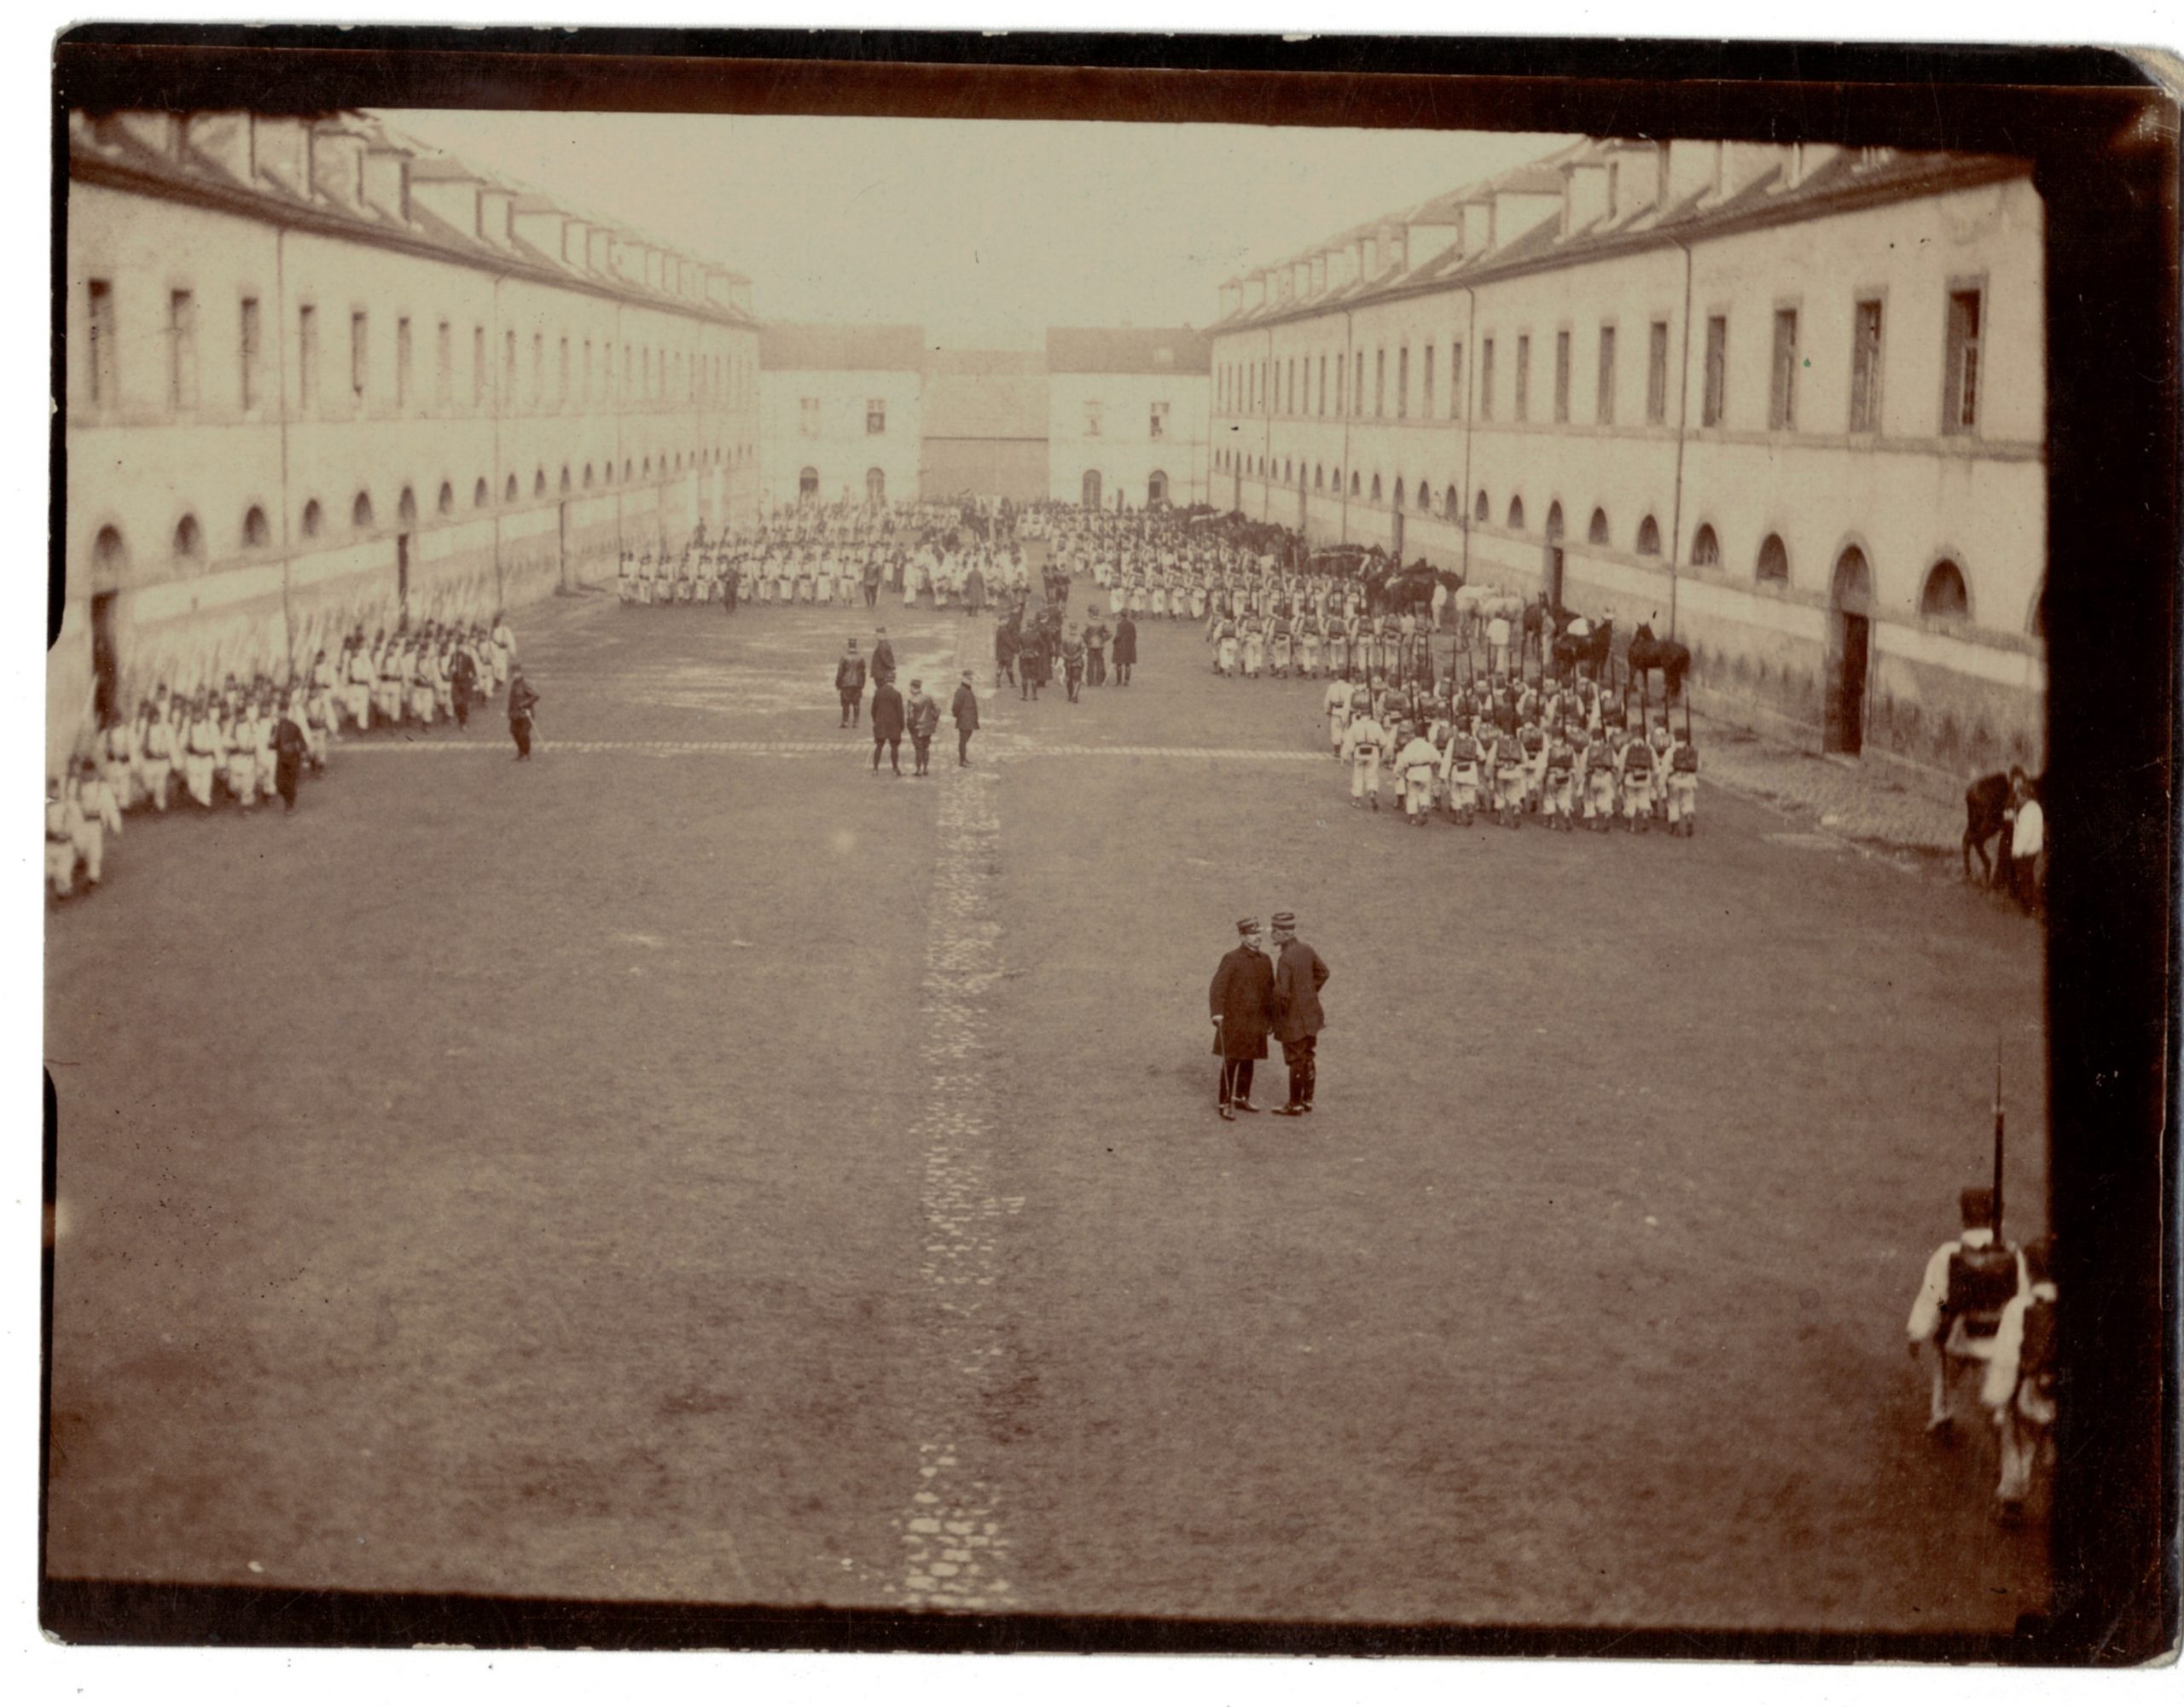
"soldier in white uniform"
1665,728,1699,835
73,755,120,882
1982,1236,2056,1516
1395,722,1440,827
135,697,175,811
1321,672,1353,757
1342,702,1385,811
1906,1187,2024,1435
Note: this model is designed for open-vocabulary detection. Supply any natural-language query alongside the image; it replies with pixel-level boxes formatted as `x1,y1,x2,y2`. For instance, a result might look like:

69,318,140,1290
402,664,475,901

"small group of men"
1327,671,1699,834
1208,912,1331,1121
1905,1187,2058,1518
995,604,1139,702
834,630,979,774
334,616,517,736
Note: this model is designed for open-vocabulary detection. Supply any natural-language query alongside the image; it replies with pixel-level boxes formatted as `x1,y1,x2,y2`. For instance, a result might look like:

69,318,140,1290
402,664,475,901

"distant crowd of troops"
49,615,522,902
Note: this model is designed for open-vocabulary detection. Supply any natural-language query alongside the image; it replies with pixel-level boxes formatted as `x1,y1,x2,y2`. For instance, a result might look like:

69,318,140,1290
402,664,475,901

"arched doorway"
1544,501,1565,609
1082,468,1102,510
1147,470,1168,506
866,467,886,504
90,526,127,725
799,467,819,502
1827,546,1874,755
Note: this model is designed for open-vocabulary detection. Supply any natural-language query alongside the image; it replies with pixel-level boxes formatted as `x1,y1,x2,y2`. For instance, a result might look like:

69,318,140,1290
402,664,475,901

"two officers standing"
1209,912,1331,1120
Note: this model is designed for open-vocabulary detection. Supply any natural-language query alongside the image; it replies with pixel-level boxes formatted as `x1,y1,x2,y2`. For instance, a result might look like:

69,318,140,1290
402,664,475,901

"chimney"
1218,280,1243,318
479,187,514,247
1723,141,1788,197
1242,273,1267,311
311,125,366,209
250,115,309,196
183,112,250,180
1663,138,1723,206
1563,160,1609,235
512,200,567,261
361,140,410,218
1405,218,1459,269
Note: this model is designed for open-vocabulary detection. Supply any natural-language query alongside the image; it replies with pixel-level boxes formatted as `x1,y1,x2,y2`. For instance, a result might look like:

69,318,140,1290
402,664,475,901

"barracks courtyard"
44,554,2048,1635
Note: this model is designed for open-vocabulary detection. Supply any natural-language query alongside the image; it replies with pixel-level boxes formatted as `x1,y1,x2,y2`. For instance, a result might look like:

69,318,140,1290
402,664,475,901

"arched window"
241,505,270,549
866,467,886,502
172,514,204,564
800,466,821,500
1417,483,1431,512
351,491,375,531
1507,496,1525,532
560,467,572,493
398,486,417,527
1691,524,1720,566
302,500,323,537
1445,485,1461,518
505,475,519,502
1283,459,1292,482
91,525,127,585
1545,501,1564,541
1370,474,1383,502
1635,514,1661,555
583,464,595,489
1315,465,1324,490
1475,490,1490,522
642,458,652,476
1756,533,1789,583
473,479,490,508
1393,478,1405,508
1922,559,1970,620
1589,508,1611,545
623,461,633,482
533,469,547,496
437,481,455,516
2030,580,2047,638
1350,471,1360,496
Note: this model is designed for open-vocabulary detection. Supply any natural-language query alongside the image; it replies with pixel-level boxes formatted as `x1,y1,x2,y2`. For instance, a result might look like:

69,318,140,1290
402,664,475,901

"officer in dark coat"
1113,613,1139,686
871,628,897,688
869,677,905,775
834,639,868,728
1269,910,1331,1115
1209,916,1275,1119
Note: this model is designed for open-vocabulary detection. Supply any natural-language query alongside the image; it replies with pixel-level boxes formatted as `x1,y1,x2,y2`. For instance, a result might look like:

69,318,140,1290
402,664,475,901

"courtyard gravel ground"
44,556,2048,1637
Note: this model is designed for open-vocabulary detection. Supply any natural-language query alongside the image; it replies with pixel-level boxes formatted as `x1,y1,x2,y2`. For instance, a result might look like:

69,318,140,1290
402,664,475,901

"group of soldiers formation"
48,614,522,902
615,498,1040,612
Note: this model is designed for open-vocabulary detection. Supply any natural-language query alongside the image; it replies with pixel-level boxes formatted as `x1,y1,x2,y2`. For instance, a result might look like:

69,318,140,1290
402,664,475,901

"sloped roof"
1045,327,1211,374
926,348,1047,377
759,322,926,372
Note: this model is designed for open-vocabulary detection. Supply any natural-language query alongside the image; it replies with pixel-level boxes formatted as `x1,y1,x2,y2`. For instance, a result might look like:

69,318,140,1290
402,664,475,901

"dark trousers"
863,584,877,607
957,728,973,764
872,734,900,772
511,715,532,758
912,735,932,775
1066,670,1082,702
1281,1034,1318,1107
1218,1058,1257,1107
1088,653,1106,686
840,688,862,726
276,756,301,810
1115,661,1133,685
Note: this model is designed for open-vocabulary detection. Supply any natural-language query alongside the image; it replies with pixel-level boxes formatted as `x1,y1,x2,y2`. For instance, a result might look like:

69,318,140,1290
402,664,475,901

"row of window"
1215,283,1986,437
1079,400,1170,439
793,467,891,500
78,279,755,419
142,446,750,563
797,398,891,436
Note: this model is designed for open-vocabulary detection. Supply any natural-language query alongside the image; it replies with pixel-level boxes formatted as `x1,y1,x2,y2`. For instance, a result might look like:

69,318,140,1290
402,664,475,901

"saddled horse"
1553,616,1614,682
1626,620,1692,701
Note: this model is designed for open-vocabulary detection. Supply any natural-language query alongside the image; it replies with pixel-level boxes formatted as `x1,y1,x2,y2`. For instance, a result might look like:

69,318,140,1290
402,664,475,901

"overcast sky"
383,111,1574,349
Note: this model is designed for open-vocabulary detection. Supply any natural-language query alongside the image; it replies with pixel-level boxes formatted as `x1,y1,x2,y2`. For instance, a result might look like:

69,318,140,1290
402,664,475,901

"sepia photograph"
38,26,2177,1664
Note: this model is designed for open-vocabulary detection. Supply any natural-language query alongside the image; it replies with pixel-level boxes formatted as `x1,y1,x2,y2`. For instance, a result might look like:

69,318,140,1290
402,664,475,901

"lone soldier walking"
1269,912,1330,1115
506,668,540,760
835,638,868,728
1209,916,1275,1120
950,671,981,767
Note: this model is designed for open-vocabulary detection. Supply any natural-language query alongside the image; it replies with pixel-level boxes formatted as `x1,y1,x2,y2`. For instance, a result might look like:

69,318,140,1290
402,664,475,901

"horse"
1553,617,1613,682
1963,768,2043,887
1626,620,1692,701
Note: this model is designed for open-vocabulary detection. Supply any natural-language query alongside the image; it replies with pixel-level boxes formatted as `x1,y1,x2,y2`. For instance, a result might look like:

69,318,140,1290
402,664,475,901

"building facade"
1209,139,2046,784
755,323,926,509
60,108,760,772
1045,328,1211,510
920,349,1049,502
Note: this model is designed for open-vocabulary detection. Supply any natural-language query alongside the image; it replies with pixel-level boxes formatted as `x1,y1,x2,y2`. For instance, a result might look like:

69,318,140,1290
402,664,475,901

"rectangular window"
473,325,485,406
1596,324,1617,426
396,316,413,409
1850,298,1884,432
1422,345,1435,415
559,336,570,405
1374,348,1385,416
799,397,820,437
1286,357,1295,415
86,279,116,407
532,333,544,405
583,339,593,404
1149,399,1169,439
435,320,452,406
1943,288,1982,434
868,398,886,435
1647,320,1669,424
239,295,262,412
1479,338,1495,420
1319,354,1327,415
168,289,198,410
1335,353,1345,416
1769,307,1798,429
622,342,630,397
1702,314,1727,427
506,331,518,400
350,310,368,403
1397,345,1409,418
1450,341,1463,420
1085,400,1104,437
1554,330,1571,423
299,304,318,412
1514,334,1531,421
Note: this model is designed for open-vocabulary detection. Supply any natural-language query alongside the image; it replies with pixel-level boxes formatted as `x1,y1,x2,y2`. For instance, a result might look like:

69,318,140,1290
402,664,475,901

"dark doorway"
397,533,410,615
1544,502,1565,608
1390,508,1405,564
1082,469,1101,509
1827,546,1873,755
90,591,119,725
